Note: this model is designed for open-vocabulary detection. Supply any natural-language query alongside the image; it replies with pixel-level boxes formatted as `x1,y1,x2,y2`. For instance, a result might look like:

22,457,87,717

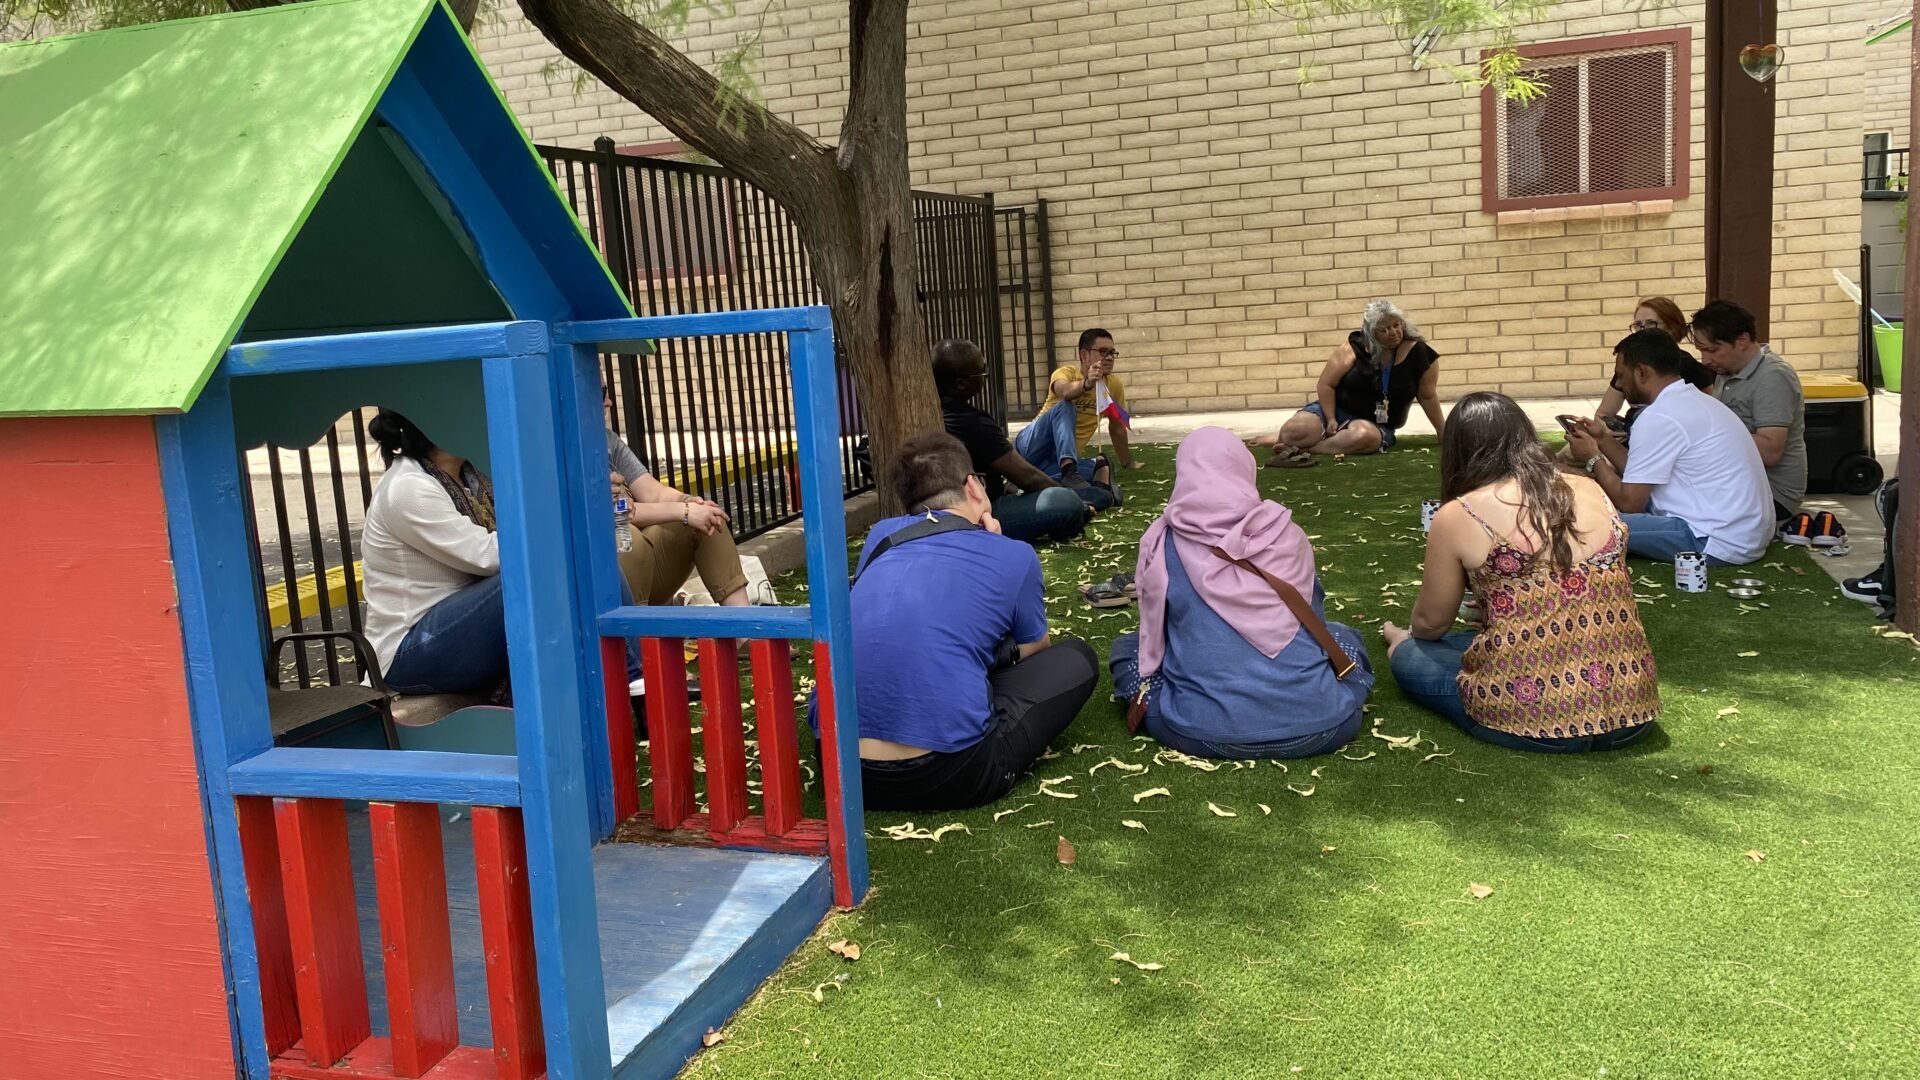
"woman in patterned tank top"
1383,393,1661,752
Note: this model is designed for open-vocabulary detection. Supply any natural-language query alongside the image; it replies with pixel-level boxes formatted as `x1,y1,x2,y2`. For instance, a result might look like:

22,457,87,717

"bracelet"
682,505,691,526
1583,454,1602,475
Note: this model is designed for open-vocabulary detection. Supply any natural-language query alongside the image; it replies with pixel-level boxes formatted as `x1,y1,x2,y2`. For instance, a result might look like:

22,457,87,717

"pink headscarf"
1135,427,1317,677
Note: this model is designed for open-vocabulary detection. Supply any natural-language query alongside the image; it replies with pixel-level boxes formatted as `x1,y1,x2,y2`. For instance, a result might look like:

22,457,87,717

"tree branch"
516,0,842,215
838,0,907,171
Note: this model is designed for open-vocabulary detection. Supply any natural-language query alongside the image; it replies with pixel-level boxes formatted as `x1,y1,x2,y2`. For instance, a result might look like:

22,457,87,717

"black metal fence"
257,140,1053,688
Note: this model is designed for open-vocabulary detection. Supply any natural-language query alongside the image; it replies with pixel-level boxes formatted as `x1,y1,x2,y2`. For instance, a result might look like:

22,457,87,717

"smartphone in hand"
1555,414,1585,435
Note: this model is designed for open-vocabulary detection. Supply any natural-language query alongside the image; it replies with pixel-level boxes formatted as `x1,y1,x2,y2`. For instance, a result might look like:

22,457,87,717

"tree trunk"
517,0,940,516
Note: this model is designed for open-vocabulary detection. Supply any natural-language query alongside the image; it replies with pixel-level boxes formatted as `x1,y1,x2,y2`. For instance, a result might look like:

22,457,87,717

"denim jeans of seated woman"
385,574,645,695
1387,631,1653,754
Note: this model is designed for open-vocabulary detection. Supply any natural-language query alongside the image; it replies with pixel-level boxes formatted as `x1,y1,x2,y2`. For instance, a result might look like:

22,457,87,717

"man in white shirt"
1567,329,1774,566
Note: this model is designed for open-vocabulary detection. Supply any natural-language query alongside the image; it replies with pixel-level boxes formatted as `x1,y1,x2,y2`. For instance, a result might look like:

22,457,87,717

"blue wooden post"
787,316,869,906
552,342,623,838
482,351,611,1078
155,372,277,1078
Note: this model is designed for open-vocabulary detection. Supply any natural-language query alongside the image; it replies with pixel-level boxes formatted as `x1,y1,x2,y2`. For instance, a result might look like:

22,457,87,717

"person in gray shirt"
1690,300,1806,522
602,388,751,609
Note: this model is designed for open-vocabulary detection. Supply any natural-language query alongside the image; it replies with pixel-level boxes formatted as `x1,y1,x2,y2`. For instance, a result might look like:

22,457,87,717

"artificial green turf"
687,438,1920,1079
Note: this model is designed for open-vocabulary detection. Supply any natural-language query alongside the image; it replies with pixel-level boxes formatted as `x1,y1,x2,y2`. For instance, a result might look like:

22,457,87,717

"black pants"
860,639,1098,812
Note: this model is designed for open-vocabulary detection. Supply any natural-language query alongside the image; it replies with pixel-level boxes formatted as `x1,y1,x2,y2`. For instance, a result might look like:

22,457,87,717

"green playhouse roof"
0,0,612,418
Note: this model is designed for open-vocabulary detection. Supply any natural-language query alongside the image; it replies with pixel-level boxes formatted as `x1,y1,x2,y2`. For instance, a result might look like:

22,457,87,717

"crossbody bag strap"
1209,545,1358,680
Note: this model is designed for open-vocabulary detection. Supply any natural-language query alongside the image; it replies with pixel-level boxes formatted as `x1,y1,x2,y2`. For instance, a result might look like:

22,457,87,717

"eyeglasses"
1090,347,1120,359
1627,319,1663,332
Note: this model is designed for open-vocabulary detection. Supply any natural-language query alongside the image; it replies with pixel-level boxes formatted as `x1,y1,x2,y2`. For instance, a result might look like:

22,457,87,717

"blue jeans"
1387,632,1653,753
1013,401,1117,510
1301,400,1397,449
1618,512,1733,565
1108,626,1368,760
994,487,1086,544
386,574,644,695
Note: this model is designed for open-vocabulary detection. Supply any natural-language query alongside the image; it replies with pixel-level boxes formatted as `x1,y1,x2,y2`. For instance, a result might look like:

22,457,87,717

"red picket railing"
236,796,544,1080
611,636,830,855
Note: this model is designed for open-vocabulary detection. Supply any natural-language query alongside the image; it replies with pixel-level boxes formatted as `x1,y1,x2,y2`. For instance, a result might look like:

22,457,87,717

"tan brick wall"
1863,2,1911,141
475,0,1865,413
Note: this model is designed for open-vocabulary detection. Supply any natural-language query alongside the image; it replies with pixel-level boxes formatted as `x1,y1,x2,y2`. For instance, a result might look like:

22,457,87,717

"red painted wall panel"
0,417,235,1078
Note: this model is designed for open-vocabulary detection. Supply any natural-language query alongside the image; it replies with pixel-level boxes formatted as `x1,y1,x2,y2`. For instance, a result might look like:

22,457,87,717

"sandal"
1079,572,1138,600
1264,446,1317,469
1084,581,1133,608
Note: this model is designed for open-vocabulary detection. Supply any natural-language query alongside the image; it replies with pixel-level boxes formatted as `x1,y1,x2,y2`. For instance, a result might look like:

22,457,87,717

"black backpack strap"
852,512,981,585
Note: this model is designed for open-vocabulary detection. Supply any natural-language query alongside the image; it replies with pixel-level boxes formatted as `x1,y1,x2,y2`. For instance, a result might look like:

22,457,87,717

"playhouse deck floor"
344,805,831,1076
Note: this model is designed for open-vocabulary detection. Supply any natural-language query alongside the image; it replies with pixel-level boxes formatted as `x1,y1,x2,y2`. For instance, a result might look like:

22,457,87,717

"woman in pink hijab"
1109,427,1374,758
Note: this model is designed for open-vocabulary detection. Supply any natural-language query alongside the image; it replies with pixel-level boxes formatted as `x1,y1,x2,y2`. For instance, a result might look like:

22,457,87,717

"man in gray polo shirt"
1690,300,1806,523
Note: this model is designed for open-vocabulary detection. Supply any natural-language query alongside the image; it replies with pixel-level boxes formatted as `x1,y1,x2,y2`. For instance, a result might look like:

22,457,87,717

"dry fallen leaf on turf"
1089,757,1148,776
1309,765,1327,779
1287,784,1316,797
1132,787,1172,802
1716,706,1740,718
929,823,971,841
1070,743,1106,754
701,1027,727,1047
1056,836,1077,865
1340,750,1378,762
1122,819,1148,832
1321,844,1337,853
1258,804,1272,815
1697,763,1715,775
1109,951,1165,971
1024,820,1056,829
1736,651,1759,658
1467,883,1494,899
994,803,1032,821
1745,849,1767,864
827,939,861,962
1208,802,1238,818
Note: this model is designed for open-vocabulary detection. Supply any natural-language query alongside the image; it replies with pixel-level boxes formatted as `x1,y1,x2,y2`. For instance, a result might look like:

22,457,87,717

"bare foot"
1381,621,1411,656
1247,434,1279,449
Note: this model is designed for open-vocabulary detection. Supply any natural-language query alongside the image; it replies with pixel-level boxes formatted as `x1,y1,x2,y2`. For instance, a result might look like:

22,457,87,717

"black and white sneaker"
1841,565,1890,605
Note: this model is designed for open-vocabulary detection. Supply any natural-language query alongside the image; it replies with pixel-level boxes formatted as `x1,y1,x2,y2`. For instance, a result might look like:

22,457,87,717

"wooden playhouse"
0,1,869,1076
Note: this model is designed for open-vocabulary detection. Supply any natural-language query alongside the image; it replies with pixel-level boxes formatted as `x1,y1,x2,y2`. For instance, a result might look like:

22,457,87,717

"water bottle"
614,495,633,552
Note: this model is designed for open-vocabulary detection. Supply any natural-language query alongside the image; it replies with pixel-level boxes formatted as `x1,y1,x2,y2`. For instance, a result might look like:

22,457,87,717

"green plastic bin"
1873,322,1904,392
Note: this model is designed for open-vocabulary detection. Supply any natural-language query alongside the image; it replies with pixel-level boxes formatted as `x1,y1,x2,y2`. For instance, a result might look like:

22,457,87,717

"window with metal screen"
1481,30,1690,213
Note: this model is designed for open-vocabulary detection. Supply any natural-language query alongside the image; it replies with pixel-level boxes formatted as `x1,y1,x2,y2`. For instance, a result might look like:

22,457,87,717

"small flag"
1093,379,1131,430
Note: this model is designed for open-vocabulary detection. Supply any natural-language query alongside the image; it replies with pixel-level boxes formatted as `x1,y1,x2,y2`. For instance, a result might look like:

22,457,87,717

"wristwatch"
1583,454,1604,475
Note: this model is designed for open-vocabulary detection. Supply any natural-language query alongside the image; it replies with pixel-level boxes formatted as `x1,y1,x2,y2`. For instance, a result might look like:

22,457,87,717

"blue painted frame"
555,306,869,907
158,371,279,1078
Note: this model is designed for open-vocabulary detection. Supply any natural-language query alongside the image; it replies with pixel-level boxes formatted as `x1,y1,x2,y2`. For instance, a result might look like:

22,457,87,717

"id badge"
1374,401,1389,425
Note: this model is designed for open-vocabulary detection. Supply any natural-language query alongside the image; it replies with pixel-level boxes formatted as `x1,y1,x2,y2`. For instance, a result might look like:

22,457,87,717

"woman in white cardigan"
361,410,641,698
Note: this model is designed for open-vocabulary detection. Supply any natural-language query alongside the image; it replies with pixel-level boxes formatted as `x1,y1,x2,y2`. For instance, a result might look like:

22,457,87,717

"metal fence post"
1035,197,1058,389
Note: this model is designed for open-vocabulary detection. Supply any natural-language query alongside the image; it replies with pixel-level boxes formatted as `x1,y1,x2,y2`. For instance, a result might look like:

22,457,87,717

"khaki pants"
617,522,750,606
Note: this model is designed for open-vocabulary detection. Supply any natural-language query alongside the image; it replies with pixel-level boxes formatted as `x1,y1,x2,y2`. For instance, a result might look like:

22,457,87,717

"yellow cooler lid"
1802,372,1867,400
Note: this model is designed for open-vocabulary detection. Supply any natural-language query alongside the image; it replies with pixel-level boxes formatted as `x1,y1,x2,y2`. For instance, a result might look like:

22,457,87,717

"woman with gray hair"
1257,299,1445,467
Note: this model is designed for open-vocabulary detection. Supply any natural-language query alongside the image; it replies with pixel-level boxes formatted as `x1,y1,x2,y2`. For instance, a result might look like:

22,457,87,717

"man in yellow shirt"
1013,329,1140,509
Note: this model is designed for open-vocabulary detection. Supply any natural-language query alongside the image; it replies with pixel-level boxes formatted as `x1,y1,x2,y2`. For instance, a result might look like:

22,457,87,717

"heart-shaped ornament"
1739,43,1782,83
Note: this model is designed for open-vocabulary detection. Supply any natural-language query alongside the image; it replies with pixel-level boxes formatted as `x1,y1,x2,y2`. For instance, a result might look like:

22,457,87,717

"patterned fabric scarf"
423,459,496,533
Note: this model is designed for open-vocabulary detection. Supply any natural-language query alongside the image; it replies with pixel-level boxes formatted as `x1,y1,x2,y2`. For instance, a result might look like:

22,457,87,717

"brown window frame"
1480,29,1691,214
